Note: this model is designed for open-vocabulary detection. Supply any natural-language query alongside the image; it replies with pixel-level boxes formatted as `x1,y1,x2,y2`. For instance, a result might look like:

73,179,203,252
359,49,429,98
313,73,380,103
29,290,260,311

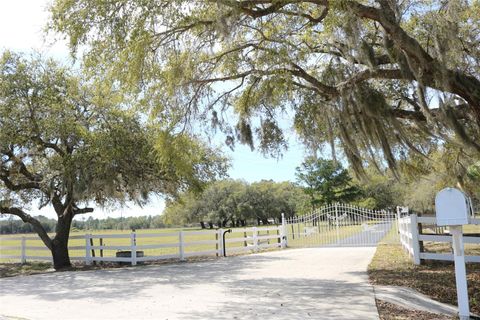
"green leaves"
163,179,307,226
47,0,480,186
295,157,361,207
0,51,228,212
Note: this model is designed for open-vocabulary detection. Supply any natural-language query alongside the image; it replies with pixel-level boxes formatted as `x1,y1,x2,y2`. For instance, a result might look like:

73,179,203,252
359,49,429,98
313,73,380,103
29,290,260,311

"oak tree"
49,0,480,177
0,52,227,269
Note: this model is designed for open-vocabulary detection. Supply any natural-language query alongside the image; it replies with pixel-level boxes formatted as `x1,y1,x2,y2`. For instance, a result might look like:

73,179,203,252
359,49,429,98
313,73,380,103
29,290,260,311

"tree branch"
0,173,41,191
73,207,94,216
31,135,65,157
0,206,52,250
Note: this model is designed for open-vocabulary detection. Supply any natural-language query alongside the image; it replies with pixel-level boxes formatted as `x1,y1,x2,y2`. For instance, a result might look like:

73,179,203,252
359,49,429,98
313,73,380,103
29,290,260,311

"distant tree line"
162,159,400,229
162,180,309,228
0,215,166,235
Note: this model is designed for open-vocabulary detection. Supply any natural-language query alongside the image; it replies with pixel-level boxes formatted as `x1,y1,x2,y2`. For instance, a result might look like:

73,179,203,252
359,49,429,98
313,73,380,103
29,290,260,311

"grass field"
0,226,282,263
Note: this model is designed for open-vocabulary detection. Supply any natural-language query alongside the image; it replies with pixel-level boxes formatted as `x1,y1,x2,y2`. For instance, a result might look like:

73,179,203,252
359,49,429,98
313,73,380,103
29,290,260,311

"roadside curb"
374,285,479,318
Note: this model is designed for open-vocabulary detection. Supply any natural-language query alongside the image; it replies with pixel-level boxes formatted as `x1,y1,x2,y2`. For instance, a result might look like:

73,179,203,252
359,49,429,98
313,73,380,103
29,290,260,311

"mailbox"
435,188,472,226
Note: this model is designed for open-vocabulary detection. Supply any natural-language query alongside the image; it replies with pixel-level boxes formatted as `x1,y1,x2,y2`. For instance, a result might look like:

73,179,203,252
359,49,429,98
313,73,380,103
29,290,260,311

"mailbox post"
435,188,472,320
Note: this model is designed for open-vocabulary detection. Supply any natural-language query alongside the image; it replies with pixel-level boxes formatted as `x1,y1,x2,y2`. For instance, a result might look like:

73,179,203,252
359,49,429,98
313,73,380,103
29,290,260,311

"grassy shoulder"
368,243,480,316
0,262,53,278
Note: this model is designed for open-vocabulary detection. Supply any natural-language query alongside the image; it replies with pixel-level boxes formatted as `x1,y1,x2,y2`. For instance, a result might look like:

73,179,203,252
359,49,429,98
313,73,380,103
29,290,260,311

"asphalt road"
0,247,378,320
335,222,393,247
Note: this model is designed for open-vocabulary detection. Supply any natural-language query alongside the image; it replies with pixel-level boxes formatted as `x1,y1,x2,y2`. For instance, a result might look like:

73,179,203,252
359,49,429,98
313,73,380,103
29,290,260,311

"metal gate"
284,203,397,247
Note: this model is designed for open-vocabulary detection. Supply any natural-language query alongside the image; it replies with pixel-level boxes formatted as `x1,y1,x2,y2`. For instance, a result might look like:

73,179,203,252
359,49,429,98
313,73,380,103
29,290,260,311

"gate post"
217,229,223,256
334,203,340,243
410,214,421,265
281,213,287,248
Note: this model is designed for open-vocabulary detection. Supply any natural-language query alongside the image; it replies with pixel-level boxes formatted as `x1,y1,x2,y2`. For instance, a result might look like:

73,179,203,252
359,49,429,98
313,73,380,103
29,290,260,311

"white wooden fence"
398,215,480,264
0,226,285,265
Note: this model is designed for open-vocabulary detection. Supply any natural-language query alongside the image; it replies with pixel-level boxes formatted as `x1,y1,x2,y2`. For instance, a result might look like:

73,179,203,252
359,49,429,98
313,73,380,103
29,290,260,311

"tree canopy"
162,180,307,227
49,0,480,178
0,51,227,269
296,157,360,207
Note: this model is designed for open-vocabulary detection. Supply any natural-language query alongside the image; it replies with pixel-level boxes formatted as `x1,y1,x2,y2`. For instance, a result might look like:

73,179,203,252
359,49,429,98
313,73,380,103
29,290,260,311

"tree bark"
200,221,206,229
51,212,73,270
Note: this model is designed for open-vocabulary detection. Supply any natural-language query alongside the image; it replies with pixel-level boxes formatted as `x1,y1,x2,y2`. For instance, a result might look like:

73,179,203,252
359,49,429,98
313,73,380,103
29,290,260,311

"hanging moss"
235,118,254,150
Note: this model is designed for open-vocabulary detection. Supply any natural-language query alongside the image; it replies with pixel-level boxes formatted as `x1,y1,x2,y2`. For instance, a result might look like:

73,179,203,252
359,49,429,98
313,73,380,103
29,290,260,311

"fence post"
410,214,421,265
179,230,185,261
131,231,137,266
85,234,92,266
252,227,258,252
20,236,26,264
99,238,104,260
215,231,219,257
217,229,223,256
281,213,287,248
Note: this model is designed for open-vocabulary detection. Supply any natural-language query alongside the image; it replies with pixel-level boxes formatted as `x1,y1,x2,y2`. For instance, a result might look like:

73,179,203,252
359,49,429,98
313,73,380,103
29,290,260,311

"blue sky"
0,0,309,219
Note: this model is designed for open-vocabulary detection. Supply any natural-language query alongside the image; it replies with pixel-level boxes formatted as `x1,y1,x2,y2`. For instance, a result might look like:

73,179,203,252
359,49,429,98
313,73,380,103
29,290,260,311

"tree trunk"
51,214,73,270
200,221,206,229
208,222,213,229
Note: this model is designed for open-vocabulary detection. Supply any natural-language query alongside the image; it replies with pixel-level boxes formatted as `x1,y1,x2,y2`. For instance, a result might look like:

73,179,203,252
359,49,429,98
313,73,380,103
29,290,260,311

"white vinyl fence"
398,215,480,264
0,226,285,265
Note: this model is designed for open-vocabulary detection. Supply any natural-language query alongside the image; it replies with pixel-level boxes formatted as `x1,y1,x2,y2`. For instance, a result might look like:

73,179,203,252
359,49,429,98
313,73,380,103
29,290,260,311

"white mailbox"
435,188,471,226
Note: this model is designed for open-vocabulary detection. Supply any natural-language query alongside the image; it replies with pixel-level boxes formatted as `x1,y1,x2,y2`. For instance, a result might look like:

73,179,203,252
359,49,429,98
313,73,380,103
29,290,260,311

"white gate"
284,203,396,247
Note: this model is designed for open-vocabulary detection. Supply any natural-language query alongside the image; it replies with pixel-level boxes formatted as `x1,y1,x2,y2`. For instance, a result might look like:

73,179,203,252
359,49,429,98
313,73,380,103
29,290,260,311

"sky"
0,0,309,219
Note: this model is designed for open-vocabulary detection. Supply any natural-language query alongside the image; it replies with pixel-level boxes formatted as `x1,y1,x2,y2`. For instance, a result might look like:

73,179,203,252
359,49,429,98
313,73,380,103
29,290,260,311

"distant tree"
296,158,361,208
198,180,247,227
0,52,227,269
162,179,306,227
247,180,305,224
352,167,399,210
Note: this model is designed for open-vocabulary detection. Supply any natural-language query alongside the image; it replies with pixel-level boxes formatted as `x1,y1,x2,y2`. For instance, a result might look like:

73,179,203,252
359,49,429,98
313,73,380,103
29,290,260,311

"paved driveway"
0,247,378,320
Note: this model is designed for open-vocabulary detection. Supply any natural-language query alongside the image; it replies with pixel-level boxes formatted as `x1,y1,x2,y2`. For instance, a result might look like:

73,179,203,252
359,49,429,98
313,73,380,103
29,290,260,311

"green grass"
0,227,282,263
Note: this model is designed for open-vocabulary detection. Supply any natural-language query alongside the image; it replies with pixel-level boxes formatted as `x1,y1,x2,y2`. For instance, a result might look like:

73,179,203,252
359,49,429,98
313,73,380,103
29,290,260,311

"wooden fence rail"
0,226,285,265
399,215,480,264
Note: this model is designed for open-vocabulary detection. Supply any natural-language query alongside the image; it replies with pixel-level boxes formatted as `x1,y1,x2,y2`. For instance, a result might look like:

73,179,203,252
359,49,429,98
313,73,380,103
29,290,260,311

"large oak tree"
0,52,227,269
48,0,480,177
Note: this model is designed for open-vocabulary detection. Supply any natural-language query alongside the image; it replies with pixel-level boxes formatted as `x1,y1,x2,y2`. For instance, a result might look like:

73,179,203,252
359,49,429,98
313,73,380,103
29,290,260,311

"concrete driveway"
0,247,378,320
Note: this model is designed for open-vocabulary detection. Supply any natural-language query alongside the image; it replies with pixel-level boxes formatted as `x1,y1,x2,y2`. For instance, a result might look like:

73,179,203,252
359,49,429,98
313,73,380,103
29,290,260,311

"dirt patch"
0,262,54,278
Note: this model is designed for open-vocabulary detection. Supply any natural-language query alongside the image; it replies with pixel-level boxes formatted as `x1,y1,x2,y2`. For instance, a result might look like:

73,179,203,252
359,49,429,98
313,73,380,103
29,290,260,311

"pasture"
0,226,283,263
